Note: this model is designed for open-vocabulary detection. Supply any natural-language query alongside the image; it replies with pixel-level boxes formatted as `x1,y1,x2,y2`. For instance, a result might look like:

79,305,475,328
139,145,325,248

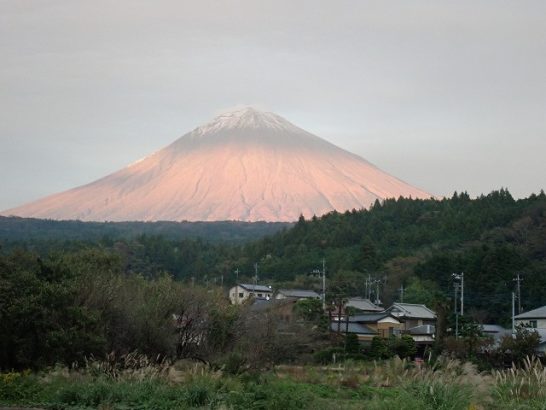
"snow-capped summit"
194,107,300,133
2,109,432,222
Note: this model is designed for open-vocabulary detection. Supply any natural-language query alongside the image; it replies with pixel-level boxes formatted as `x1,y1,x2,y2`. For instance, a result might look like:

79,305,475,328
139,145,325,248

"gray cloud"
1,0,545,209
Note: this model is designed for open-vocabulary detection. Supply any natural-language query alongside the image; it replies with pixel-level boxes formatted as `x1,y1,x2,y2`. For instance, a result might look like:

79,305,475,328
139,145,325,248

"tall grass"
493,356,546,408
1,355,545,409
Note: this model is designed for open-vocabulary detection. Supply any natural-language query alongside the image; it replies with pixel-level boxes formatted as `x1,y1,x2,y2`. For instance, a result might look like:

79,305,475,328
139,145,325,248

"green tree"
345,333,360,354
394,335,417,359
369,336,391,360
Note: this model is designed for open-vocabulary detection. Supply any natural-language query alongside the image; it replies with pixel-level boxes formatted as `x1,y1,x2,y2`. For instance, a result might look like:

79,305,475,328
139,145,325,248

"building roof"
407,324,436,335
480,324,511,343
480,324,510,334
277,289,320,299
345,297,383,312
330,322,377,335
387,303,436,320
238,283,273,293
248,297,271,311
514,306,546,320
349,313,400,324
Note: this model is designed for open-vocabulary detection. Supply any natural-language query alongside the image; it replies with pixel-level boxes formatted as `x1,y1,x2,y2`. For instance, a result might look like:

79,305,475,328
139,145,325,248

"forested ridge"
247,189,546,323
2,189,546,324
0,217,290,243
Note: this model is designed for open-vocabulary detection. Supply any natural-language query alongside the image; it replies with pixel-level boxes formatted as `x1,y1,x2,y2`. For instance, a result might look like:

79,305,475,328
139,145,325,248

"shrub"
392,335,417,359
368,336,392,360
345,333,360,354
221,351,248,375
0,371,41,403
313,347,344,364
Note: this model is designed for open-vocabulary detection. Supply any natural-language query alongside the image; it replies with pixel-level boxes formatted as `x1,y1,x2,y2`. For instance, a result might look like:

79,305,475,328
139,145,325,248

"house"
514,305,546,329
345,297,383,313
275,289,321,300
330,312,402,343
348,313,403,338
385,303,436,331
329,321,377,342
514,305,546,355
229,283,273,304
480,324,511,346
406,324,436,344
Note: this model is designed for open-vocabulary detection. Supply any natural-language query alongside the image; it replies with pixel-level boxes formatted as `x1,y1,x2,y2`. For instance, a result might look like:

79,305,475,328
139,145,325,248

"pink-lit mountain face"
2,108,432,222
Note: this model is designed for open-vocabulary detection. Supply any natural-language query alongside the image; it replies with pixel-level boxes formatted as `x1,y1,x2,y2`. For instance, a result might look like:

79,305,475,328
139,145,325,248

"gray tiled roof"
330,322,377,335
480,324,510,334
514,306,546,320
388,303,436,319
239,283,273,292
277,289,320,298
349,313,399,323
345,297,383,312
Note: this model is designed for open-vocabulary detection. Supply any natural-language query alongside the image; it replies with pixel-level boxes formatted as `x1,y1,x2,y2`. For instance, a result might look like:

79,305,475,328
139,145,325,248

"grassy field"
1,356,545,409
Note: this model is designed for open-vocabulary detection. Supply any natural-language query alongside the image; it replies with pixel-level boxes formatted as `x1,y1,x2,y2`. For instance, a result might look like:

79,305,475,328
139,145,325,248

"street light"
452,272,464,316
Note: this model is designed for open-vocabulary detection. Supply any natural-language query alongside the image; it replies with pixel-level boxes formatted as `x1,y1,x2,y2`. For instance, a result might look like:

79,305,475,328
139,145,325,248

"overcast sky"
1,0,545,210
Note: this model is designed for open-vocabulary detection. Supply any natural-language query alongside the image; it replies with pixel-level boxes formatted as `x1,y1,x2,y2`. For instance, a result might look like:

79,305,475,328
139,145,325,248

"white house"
514,306,546,355
229,283,273,305
514,306,546,329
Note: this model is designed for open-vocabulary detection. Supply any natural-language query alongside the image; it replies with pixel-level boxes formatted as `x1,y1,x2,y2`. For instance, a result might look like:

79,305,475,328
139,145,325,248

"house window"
530,320,537,328
258,293,263,297
239,292,244,298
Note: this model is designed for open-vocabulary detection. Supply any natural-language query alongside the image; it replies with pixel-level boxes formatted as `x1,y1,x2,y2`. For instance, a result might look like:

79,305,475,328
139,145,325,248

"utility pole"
234,268,239,283
512,292,516,334
513,274,523,314
367,274,372,299
399,284,404,303
253,263,258,293
452,273,464,316
460,272,464,316
322,258,326,310
454,281,459,339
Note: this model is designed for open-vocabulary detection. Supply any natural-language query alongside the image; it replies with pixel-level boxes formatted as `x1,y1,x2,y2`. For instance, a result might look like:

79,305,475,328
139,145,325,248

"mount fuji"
2,108,432,222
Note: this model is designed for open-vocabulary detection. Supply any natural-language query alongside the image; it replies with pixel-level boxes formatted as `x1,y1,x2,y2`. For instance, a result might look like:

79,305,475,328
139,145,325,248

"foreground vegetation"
1,356,545,409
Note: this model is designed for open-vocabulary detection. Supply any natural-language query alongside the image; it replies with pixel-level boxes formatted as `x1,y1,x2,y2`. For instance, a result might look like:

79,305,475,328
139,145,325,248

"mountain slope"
2,108,432,222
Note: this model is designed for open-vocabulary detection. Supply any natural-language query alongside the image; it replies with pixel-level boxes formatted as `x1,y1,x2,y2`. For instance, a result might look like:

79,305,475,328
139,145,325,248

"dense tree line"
0,249,324,370
244,189,546,324
0,217,290,243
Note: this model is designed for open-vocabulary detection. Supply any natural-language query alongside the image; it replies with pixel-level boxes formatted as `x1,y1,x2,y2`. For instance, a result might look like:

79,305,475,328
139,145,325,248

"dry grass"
78,351,171,381
493,356,546,403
